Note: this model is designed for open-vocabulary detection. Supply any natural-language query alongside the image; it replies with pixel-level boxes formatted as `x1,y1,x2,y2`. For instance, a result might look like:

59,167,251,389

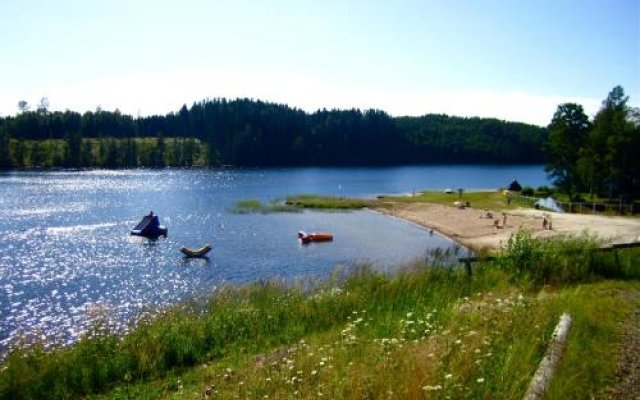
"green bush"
521,186,535,196
536,186,553,196
495,229,610,286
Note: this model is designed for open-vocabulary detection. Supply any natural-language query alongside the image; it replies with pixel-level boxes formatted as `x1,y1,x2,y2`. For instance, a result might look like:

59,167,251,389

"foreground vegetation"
1,232,638,400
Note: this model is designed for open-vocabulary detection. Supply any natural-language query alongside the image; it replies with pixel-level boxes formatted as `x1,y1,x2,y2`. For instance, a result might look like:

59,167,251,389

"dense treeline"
545,86,640,201
0,137,205,169
0,98,546,168
396,114,544,163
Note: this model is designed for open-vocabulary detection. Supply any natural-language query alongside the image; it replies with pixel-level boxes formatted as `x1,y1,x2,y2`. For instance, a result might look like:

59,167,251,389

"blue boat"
130,212,168,237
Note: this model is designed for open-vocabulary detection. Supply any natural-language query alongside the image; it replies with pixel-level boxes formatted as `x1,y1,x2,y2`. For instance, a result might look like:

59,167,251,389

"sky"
0,0,638,126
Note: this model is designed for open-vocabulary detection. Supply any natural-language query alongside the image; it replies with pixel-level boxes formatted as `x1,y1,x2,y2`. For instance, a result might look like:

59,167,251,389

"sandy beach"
378,202,640,253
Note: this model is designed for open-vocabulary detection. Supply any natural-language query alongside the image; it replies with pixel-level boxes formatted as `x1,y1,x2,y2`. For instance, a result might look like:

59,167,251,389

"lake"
0,165,548,353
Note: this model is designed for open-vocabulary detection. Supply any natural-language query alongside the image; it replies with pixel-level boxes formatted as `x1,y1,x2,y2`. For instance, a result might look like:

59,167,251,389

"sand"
377,203,640,253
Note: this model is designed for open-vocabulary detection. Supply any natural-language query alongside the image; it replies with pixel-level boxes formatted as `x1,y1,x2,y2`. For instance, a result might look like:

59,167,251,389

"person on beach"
542,215,548,230
502,212,507,227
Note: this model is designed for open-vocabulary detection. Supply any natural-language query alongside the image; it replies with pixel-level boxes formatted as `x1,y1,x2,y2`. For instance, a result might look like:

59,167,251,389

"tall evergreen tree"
0,127,10,168
81,140,94,167
154,135,166,167
124,138,138,167
30,141,46,167
14,139,26,167
587,86,633,199
545,103,591,199
64,131,83,168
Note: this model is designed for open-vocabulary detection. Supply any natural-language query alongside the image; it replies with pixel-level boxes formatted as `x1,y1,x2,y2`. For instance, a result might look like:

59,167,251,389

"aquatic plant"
285,195,378,210
230,199,303,214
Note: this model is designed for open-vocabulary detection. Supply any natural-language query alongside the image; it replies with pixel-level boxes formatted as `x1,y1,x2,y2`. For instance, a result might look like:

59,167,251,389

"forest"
545,86,640,201
0,98,546,168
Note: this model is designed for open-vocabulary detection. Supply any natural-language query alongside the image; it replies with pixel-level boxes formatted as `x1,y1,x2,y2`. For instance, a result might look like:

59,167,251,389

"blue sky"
1,0,638,126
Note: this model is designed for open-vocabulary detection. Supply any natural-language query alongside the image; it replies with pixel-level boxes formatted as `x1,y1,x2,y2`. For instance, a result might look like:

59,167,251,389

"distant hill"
0,98,547,168
396,114,546,164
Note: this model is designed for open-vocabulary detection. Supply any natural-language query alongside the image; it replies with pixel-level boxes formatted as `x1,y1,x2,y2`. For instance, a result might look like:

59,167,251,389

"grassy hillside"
0,233,638,400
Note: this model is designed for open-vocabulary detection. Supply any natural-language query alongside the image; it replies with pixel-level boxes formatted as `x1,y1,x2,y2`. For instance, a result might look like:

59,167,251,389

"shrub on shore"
496,229,639,287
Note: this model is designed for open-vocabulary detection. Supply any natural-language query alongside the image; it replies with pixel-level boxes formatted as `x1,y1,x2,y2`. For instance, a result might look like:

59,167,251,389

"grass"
283,191,513,212
236,191,513,214
231,195,384,214
544,281,638,399
380,190,521,212
285,195,381,210
230,199,303,214
1,233,638,400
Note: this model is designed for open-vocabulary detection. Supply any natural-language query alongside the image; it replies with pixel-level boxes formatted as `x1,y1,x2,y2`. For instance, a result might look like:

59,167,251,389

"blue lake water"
0,165,548,352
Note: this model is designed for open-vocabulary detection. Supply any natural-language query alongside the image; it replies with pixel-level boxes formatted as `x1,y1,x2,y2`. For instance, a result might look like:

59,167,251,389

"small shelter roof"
507,179,522,192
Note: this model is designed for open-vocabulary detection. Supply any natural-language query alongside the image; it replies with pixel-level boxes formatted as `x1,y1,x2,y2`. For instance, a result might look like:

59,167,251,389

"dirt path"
376,203,640,253
606,290,640,399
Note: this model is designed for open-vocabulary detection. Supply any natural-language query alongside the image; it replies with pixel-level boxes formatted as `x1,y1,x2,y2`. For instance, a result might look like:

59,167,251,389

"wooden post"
523,314,573,400
619,196,622,215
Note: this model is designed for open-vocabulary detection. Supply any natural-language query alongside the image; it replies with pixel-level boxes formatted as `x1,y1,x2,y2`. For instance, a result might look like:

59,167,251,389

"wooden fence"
459,242,640,276
508,193,637,216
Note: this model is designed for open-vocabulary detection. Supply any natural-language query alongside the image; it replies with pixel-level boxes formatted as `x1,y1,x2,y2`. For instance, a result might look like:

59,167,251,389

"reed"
285,194,380,210
230,199,303,213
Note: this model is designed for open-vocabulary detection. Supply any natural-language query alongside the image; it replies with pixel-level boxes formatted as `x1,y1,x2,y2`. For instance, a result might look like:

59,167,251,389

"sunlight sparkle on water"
0,167,546,355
